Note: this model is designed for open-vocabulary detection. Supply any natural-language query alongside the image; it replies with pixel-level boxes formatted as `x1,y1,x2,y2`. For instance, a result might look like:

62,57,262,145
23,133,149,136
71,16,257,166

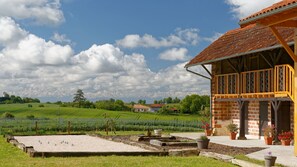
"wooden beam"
201,64,212,77
273,20,297,27
227,59,239,73
271,100,281,141
259,53,273,68
276,49,283,65
269,26,297,62
260,10,297,27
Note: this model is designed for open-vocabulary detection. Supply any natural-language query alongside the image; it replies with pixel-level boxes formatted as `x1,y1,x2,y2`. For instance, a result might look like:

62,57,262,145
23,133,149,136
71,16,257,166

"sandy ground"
14,135,151,152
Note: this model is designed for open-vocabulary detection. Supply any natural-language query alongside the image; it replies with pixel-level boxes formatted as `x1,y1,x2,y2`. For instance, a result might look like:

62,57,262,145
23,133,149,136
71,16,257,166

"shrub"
199,135,209,141
26,115,35,120
38,104,45,107
2,112,15,119
28,104,33,108
226,123,238,133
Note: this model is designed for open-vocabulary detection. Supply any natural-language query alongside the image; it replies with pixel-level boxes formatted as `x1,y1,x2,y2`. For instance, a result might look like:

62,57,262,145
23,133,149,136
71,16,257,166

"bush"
26,115,35,120
38,104,45,107
226,123,238,133
28,104,33,108
2,112,15,119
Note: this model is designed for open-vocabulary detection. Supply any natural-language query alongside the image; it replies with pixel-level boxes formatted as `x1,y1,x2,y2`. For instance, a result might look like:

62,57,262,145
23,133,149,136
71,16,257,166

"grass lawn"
0,137,236,167
0,103,205,121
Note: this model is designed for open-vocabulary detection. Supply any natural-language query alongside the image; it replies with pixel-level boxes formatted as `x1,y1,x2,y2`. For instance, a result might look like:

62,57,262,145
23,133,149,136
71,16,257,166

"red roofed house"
149,104,165,112
133,104,151,112
186,0,297,155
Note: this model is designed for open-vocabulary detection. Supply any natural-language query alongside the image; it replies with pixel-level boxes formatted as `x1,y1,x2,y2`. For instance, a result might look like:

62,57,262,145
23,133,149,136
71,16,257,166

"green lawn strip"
0,137,235,167
234,154,285,167
0,104,205,121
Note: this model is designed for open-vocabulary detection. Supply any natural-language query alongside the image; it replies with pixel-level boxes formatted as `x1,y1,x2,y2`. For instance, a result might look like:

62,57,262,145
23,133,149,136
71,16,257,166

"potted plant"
264,151,277,167
226,123,238,140
154,129,162,136
201,121,212,136
278,131,293,146
263,125,275,145
196,135,210,149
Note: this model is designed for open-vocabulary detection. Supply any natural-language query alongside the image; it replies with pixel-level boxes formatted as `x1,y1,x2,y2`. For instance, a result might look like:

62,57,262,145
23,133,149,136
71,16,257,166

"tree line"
0,92,40,104
68,89,210,115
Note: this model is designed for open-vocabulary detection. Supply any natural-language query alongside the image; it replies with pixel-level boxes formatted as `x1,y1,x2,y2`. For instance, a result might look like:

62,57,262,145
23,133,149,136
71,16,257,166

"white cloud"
225,0,282,19
226,0,281,19
159,48,190,61
0,17,209,101
0,17,73,72
0,0,64,26
0,17,28,47
51,33,72,44
204,32,223,43
116,28,199,48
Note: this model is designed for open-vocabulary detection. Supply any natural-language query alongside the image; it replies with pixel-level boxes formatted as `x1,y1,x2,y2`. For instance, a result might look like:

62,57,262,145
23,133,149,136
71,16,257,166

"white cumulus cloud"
159,48,190,61
116,28,199,49
204,32,223,43
0,17,210,101
51,32,72,44
225,0,282,19
0,0,64,26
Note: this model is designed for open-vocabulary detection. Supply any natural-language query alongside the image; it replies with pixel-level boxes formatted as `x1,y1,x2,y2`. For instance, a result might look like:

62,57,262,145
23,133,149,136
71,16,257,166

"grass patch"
0,103,205,121
0,137,236,167
234,154,285,167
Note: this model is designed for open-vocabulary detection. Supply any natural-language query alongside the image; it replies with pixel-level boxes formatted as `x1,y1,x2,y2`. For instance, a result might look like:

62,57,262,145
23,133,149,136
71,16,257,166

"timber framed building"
186,0,297,155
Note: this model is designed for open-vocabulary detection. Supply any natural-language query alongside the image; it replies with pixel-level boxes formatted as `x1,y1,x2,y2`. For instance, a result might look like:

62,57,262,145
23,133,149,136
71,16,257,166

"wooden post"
293,28,297,156
35,121,38,135
271,100,281,141
237,100,247,140
68,121,71,135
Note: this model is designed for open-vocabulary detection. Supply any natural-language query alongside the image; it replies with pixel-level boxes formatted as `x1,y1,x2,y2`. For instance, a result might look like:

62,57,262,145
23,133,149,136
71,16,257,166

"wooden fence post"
68,121,71,135
35,121,38,135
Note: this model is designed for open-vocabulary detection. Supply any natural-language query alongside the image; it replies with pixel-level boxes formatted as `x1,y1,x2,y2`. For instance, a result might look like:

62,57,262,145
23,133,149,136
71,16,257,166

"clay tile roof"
240,0,297,26
185,24,294,67
133,104,150,109
149,104,164,108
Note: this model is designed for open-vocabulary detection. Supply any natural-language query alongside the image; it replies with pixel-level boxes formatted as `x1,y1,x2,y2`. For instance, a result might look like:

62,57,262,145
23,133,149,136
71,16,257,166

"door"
259,101,269,136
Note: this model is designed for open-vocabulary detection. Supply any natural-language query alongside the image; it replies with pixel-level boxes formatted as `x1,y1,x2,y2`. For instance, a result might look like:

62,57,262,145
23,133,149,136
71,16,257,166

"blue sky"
0,0,281,102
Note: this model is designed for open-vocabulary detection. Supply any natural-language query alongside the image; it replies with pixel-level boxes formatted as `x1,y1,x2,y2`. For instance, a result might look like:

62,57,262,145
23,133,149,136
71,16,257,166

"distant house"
149,104,164,112
133,104,150,112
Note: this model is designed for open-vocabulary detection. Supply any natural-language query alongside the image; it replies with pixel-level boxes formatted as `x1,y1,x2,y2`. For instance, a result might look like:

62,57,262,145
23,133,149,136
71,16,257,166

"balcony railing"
214,64,294,100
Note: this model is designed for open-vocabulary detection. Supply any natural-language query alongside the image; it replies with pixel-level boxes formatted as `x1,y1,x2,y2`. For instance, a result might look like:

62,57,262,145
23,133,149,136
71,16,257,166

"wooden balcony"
214,64,294,101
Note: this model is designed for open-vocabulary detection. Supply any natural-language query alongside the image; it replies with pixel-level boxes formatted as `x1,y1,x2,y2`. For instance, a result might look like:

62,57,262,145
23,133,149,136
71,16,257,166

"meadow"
0,103,207,135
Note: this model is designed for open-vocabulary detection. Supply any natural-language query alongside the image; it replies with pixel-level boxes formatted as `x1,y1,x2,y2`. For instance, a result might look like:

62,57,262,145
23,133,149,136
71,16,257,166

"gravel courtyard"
14,135,151,152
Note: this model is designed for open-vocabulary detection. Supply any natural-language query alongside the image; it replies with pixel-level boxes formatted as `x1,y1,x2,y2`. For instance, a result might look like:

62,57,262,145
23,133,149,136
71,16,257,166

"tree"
166,97,173,104
73,89,86,107
180,94,202,114
138,99,146,105
173,97,181,103
3,92,9,98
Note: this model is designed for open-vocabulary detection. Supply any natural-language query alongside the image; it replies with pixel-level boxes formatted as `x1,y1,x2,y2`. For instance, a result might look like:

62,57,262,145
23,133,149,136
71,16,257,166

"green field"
0,104,235,167
0,103,204,121
0,137,235,167
0,104,207,134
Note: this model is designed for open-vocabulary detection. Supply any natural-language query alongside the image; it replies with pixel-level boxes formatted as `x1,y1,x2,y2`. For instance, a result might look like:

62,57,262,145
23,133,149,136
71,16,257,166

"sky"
0,0,282,102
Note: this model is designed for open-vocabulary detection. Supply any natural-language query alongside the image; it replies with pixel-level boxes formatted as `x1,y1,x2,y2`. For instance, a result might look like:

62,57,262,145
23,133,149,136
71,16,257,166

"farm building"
186,0,297,155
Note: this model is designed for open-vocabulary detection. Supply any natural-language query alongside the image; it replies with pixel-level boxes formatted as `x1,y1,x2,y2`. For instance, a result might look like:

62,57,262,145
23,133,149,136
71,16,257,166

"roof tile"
186,24,294,67
240,0,297,23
